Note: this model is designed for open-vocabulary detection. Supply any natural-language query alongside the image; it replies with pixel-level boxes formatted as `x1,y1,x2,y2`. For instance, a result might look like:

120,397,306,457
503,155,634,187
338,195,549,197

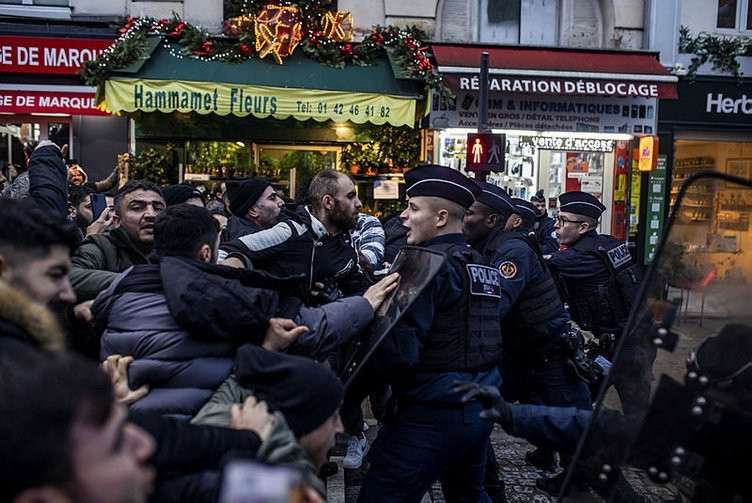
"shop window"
47,123,69,149
716,0,752,31
185,141,254,181
255,145,340,200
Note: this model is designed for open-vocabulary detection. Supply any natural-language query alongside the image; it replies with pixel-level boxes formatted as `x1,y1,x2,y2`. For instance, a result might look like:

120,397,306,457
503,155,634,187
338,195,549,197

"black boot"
525,447,559,471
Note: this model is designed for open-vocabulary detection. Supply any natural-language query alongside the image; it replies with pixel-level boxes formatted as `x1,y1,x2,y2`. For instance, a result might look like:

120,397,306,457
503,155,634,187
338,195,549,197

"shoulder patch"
498,261,518,279
465,264,501,298
606,244,631,268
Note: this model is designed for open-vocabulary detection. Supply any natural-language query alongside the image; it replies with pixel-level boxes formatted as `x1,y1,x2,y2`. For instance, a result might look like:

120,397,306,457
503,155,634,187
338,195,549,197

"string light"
321,11,352,42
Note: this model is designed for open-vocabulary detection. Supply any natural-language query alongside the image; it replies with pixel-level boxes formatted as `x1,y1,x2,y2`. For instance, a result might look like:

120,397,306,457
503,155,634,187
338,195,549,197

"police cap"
512,198,538,219
475,181,516,217
559,191,606,219
405,164,480,209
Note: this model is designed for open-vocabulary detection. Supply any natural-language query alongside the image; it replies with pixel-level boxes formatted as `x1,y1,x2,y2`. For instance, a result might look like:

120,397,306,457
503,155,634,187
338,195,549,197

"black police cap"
558,191,606,219
512,198,538,219
405,164,480,209
475,181,516,217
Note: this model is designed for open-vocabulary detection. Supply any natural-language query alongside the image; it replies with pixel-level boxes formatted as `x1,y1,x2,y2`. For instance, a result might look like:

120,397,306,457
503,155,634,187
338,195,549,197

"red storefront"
0,34,128,181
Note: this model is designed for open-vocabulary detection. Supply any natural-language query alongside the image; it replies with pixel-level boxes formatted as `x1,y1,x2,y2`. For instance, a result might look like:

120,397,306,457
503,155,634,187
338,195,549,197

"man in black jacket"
0,198,78,354
221,177,284,241
220,169,369,303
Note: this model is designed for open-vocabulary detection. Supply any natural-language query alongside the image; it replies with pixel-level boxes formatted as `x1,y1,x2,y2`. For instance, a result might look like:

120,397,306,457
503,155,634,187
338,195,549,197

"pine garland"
81,3,452,104
678,25,752,82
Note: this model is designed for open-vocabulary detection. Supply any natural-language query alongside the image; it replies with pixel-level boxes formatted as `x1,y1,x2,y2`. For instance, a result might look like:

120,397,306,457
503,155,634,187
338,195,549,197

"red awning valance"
432,44,678,99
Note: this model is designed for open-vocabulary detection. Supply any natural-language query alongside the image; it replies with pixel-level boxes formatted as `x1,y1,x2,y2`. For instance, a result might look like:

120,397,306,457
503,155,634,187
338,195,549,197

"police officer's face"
401,196,439,245
554,211,588,246
532,200,546,215
463,201,494,244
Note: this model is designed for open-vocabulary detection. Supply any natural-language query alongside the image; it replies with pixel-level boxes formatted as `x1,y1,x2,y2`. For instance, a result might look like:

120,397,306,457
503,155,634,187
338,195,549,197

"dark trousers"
359,401,493,503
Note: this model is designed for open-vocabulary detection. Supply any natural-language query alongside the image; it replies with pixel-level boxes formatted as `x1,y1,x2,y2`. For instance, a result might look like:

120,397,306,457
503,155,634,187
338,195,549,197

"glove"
451,381,512,427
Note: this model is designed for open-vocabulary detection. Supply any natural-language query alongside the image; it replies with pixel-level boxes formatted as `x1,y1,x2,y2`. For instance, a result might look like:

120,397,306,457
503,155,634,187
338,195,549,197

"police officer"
530,190,558,255
359,165,502,503
546,191,654,417
464,184,591,486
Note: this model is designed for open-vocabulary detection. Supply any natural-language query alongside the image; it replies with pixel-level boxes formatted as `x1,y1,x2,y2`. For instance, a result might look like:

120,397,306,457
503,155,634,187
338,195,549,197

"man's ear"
247,206,258,219
110,213,121,227
322,194,334,211
486,213,499,229
197,244,212,263
67,203,76,220
14,486,70,503
435,208,449,228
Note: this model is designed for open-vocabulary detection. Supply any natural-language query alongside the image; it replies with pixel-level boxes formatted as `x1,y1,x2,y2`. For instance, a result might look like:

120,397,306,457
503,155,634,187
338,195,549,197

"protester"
161,183,205,207
221,177,283,241
220,169,369,303
69,180,165,300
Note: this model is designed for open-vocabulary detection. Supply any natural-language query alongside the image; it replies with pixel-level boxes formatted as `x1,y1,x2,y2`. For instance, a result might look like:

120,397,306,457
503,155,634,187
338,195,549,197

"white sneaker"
342,433,369,470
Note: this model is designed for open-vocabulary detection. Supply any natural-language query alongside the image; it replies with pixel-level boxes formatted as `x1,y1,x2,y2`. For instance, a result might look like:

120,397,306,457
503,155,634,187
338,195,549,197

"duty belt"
505,345,567,368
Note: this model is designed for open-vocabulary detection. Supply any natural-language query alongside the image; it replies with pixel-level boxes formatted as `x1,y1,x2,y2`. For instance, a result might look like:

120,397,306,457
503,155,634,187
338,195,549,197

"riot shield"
339,245,446,390
561,172,752,501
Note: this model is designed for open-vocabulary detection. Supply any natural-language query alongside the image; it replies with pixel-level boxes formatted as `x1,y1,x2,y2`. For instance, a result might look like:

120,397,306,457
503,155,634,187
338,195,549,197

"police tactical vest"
483,231,566,354
566,233,640,333
417,242,503,372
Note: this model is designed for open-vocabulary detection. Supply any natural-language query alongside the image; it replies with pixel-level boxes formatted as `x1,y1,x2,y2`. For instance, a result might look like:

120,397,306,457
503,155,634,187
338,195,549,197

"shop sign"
658,78,752,126
637,135,657,172
643,156,667,265
104,79,417,128
0,89,108,116
0,36,112,75
430,91,656,134
519,135,614,152
373,179,400,199
449,74,666,98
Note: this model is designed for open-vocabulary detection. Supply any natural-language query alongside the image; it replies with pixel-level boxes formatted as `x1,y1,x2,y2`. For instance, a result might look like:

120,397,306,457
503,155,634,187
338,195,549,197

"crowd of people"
0,139,664,502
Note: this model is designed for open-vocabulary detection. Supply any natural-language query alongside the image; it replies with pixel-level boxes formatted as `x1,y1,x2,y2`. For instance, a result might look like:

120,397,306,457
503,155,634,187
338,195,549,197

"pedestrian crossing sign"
465,133,505,172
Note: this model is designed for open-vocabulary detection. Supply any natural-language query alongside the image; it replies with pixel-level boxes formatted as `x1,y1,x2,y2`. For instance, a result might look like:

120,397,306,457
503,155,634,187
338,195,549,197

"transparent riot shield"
339,245,446,390
560,172,752,502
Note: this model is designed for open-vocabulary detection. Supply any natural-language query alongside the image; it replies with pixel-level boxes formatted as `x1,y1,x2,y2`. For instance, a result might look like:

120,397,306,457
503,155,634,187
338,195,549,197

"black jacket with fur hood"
0,284,65,355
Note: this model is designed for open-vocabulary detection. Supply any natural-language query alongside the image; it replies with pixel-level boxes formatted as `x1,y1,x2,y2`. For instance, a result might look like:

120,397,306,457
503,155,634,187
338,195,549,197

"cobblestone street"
325,317,726,502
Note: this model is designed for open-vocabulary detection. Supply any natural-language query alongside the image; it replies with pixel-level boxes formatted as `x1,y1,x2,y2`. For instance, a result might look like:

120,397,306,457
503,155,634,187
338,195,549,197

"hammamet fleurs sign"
104,79,416,127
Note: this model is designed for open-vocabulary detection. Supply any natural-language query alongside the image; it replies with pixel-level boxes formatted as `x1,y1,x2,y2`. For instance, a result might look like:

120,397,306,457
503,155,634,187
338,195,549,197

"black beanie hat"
234,345,344,437
226,178,271,217
162,184,204,206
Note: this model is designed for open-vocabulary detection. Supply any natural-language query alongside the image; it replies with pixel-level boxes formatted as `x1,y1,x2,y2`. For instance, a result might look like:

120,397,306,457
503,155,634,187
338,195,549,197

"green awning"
102,39,425,128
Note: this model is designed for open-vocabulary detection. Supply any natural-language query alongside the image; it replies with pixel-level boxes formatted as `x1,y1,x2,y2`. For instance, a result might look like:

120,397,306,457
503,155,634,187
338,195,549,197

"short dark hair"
308,170,348,211
582,216,599,230
0,351,113,500
68,184,94,208
114,180,164,215
153,204,220,258
0,198,79,262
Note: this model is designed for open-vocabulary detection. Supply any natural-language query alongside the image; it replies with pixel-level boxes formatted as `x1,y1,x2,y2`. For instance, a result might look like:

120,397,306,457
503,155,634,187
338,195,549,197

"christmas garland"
678,25,752,82
81,2,452,103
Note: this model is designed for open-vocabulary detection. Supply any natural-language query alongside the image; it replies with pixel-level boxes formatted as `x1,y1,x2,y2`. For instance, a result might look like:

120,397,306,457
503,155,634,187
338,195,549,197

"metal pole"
478,52,490,133
477,52,490,181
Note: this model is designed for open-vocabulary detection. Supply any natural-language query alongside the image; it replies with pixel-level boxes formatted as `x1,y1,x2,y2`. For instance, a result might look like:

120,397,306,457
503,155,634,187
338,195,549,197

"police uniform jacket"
478,227,570,356
371,233,501,404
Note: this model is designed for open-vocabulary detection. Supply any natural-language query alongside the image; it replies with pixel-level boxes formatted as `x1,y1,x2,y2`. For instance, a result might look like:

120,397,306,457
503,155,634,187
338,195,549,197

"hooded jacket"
94,256,373,419
70,226,155,301
0,284,65,355
93,257,290,419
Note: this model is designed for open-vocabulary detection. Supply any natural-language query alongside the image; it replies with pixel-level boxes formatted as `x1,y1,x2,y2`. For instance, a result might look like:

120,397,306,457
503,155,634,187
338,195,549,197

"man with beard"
221,178,284,241
68,185,116,242
69,180,166,301
220,169,368,302
530,190,558,254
